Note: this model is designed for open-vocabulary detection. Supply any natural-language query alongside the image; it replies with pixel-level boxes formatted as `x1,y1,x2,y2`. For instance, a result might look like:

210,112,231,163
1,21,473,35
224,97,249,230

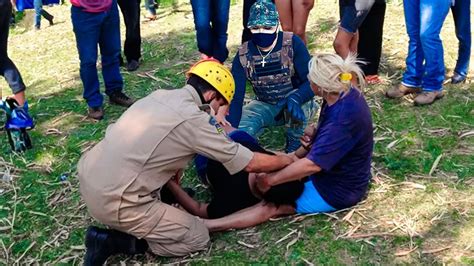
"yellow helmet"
187,59,235,104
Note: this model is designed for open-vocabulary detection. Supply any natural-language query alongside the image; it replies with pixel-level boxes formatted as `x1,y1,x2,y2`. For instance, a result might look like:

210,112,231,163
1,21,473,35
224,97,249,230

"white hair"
307,53,366,94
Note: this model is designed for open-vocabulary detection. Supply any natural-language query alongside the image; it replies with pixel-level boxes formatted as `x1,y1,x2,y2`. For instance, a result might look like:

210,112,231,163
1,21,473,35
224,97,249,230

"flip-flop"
366,75,383,85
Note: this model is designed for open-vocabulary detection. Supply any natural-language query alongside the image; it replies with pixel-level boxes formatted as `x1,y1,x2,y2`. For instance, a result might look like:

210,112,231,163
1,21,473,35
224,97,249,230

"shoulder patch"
209,116,231,140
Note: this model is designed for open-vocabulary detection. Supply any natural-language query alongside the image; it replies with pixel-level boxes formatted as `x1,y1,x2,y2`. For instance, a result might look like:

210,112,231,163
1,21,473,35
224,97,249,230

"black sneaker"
126,60,139,72
84,226,114,266
109,91,135,107
451,72,466,84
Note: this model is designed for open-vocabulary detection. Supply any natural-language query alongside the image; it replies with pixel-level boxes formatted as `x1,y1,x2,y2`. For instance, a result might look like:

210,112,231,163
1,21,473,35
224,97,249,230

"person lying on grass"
166,127,305,220
197,53,375,232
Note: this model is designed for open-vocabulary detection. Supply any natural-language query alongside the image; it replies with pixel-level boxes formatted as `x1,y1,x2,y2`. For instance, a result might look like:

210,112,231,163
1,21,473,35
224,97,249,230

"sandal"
366,75,383,85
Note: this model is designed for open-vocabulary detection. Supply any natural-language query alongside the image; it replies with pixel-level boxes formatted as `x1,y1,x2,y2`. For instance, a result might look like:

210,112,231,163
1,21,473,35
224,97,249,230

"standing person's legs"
418,0,450,92
401,0,423,89
210,0,230,63
386,0,425,99
71,6,103,108
99,1,125,98
275,0,293,32
0,2,26,106
335,0,373,58
33,0,42,29
33,0,53,29
241,0,257,43
334,0,358,58
118,0,141,69
144,0,157,18
334,30,355,59
191,0,213,59
41,9,54,25
452,0,471,79
357,1,386,77
291,0,314,44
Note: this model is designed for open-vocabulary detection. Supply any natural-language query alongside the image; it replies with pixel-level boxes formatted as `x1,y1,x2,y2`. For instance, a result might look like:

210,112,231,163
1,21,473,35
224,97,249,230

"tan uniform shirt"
78,85,254,238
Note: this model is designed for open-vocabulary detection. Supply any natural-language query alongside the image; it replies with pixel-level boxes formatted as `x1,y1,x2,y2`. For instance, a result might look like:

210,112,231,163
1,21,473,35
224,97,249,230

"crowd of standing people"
0,0,471,264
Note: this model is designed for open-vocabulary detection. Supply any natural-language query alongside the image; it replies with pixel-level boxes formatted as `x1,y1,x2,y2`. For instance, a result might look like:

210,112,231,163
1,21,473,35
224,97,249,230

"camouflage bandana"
247,0,279,28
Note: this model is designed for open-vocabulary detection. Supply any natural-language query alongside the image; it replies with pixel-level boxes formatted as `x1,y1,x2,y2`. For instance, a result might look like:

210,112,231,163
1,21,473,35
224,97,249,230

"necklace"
256,43,276,67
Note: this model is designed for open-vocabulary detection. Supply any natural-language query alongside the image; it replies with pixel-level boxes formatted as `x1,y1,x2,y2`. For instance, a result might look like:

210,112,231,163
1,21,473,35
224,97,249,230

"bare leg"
8,91,26,106
204,201,295,232
349,31,359,54
292,0,314,44
333,28,354,59
275,0,293,32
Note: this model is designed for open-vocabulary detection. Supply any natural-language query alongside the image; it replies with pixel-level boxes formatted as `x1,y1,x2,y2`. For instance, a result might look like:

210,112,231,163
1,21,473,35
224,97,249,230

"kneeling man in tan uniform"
78,60,293,265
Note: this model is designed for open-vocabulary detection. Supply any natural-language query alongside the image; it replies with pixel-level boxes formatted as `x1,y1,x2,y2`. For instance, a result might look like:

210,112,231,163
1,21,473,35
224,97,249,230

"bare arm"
294,123,316,158
166,181,209,218
244,152,293,173
204,202,295,232
257,158,321,193
294,146,310,159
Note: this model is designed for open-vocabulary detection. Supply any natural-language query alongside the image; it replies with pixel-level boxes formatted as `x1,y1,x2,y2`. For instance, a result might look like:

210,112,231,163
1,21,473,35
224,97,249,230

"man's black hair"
263,181,304,207
243,141,304,206
187,74,225,103
207,137,304,207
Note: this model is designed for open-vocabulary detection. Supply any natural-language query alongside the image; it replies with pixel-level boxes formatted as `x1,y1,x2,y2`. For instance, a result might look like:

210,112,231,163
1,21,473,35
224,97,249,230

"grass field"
0,0,473,264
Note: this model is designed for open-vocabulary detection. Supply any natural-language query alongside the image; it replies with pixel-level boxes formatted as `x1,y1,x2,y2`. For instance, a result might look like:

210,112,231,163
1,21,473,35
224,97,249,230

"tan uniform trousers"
117,201,210,257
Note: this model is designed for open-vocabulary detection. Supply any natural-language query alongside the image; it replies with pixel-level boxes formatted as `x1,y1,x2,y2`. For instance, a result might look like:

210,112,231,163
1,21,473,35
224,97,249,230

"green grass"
1,0,473,264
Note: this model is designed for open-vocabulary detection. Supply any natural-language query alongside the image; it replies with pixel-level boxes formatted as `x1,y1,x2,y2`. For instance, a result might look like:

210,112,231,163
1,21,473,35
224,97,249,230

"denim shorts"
339,0,375,33
295,180,336,214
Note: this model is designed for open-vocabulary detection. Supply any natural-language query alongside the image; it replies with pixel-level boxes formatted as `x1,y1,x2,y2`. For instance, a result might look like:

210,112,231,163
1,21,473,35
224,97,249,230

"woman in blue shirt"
204,53,374,231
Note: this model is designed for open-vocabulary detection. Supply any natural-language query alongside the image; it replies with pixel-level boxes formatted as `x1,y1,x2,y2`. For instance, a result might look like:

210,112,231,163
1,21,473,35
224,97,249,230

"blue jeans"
34,0,53,28
239,99,318,152
452,0,471,77
190,0,230,63
0,1,26,94
402,0,450,92
71,2,123,108
339,0,374,34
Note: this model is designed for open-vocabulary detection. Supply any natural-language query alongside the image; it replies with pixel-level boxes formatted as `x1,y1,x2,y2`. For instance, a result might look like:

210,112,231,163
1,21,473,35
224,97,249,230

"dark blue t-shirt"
306,88,374,209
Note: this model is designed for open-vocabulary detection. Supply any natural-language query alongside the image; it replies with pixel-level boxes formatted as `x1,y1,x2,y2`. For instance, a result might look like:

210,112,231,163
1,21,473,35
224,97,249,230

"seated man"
223,0,317,153
167,128,304,219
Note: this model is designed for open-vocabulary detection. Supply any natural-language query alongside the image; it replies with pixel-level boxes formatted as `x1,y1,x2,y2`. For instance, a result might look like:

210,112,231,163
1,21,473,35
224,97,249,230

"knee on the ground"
149,219,210,257
183,219,210,252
